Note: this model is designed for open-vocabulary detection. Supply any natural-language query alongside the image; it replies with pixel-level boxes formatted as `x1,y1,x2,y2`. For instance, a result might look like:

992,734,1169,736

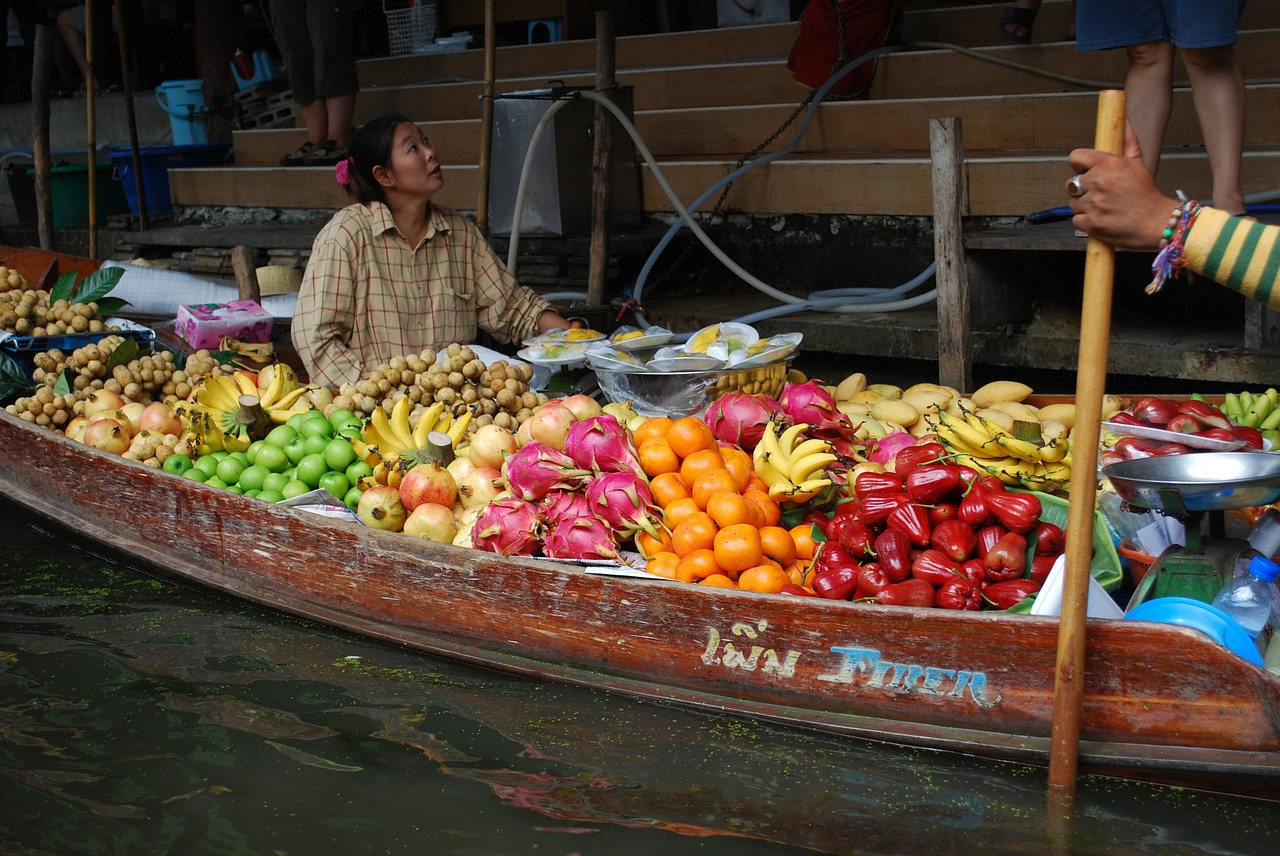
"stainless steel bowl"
1102,451,1280,514
590,354,791,418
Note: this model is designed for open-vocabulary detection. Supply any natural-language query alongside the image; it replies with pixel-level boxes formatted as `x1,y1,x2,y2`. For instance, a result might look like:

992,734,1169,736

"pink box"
175,299,273,350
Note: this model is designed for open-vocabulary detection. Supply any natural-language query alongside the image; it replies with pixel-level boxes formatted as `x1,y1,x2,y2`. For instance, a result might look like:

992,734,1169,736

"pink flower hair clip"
335,157,354,187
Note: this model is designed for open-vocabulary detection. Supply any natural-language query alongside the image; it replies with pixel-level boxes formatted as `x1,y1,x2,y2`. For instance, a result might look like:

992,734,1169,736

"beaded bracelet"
1146,193,1201,295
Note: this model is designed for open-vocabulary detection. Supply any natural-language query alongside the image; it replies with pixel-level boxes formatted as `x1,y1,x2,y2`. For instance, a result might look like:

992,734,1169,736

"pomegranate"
501,442,590,501
357,485,408,531
82,419,130,455
64,415,90,443
559,393,603,422
402,503,458,542
84,388,126,419
456,466,502,509
118,401,146,436
563,415,639,474
87,411,132,440
473,497,542,555
139,402,183,436
399,462,458,511
515,418,534,447
543,516,619,560
447,456,477,484
526,403,576,450
467,424,518,470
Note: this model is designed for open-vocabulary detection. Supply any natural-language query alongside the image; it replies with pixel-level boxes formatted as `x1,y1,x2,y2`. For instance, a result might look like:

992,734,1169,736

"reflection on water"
1,504,1278,855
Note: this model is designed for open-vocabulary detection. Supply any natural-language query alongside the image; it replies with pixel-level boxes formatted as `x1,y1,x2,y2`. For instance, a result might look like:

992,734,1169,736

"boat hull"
2,410,1279,797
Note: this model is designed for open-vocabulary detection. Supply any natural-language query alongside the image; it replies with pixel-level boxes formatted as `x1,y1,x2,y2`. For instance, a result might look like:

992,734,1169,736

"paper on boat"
1028,554,1125,619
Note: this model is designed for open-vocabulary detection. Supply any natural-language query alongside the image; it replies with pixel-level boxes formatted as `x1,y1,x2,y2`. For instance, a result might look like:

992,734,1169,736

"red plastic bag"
786,0,903,99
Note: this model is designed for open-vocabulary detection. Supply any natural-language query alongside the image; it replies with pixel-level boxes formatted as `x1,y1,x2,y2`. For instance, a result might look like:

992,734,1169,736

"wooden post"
85,0,98,260
587,11,617,309
117,4,148,229
32,24,56,250
1046,89,1126,821
929,117,971,393
476,0,496,233
231,245,260,303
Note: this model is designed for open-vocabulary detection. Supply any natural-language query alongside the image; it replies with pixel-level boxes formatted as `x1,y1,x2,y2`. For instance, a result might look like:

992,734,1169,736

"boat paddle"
1047,88,1126,820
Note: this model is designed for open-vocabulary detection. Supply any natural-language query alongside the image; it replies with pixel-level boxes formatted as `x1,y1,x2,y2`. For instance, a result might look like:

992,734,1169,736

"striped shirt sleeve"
1183,207,1280,310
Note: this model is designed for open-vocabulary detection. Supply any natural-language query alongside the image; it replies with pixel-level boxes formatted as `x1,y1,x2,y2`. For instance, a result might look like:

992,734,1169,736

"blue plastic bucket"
155,80,208,145
231,49,281,91
109,143,229,217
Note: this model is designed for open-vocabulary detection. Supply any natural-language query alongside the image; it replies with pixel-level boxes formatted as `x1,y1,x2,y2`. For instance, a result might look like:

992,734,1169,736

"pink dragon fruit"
542,516,620,561
501,441,591,502
563,415,640,474
472,497,543,556
585,471,661,538
779,380,843,428
539,489,592,526
704,391,778,450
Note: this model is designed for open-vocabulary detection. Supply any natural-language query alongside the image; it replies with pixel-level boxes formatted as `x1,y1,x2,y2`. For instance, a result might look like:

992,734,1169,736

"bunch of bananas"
1222,389,1280,430
931,408,1072,493
354,397,473,487
752,420,838,503
178,366,311,454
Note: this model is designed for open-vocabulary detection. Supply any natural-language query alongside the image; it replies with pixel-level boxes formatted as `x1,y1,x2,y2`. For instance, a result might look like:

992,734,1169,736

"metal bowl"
1102,451,1280,514
591,355,791,418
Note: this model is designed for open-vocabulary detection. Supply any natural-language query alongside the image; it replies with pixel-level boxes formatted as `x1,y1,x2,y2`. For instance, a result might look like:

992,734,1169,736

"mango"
971,380,1033,409
835,372,868,401
867,383,903,400
1035,403,1076,431
871,398,921,428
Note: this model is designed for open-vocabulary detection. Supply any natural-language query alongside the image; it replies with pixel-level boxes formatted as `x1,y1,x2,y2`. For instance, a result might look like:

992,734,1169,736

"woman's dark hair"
342,113,416,206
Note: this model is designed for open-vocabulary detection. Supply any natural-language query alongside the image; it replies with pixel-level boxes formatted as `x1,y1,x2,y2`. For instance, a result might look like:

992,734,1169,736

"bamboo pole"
116,3,148,229
475,0,496,234
85,0,98,260
32,24,55,250
587,11,616,308
1046,89,1126,815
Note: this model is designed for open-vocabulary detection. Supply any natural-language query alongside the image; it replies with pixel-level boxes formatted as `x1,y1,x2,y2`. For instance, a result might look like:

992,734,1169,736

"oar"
1047,89,1126,818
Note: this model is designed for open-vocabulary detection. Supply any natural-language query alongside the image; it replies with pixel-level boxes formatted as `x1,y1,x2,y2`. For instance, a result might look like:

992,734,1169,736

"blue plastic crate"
1,328,158,380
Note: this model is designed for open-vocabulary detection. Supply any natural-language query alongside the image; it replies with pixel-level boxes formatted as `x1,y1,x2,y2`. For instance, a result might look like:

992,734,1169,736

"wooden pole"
32,24,56,250
231,245,260,303
929,117,971,393
85,0,98,260
1046,89,1126,814
117,3,149,229
587,11,616,309
475,0,496,234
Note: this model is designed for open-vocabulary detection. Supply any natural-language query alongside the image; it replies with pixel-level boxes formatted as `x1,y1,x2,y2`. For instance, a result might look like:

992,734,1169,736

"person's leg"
1123,40,1175,177
324,94,354,147
55,5,89,85
1182,45,1246,215
997,0,1041,43
296,99,329,147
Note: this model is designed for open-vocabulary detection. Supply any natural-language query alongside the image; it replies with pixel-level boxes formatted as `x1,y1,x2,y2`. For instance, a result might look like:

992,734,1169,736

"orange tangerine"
667,416,716,459
646,551,679,579
638,439,680,477
633,416,674,447
679,448,728,486
759,525,797,567
650,472,692,508
738,563,791,594
635,528,675,558
672,511,719,557
701,573,738,588
746,472,768,493
676,548,722,582
719,450,754,492
692,468,742,510
713,522,764,573
707,490,761,529
743,489,782,527
663,496,702,530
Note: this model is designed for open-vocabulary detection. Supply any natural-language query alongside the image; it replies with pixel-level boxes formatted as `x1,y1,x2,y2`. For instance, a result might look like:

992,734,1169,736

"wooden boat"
2,407,1280,801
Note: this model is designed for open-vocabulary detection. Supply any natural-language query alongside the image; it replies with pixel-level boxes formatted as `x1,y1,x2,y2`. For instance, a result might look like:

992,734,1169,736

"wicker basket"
384,1,436,56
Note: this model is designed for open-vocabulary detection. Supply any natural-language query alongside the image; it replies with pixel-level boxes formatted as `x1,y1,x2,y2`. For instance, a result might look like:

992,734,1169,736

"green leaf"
70,267,125,305
0,351,34,403
95,296,130,316
49,271,78,303
53,369,73,397
105,337,139,371
1010,419,1044,445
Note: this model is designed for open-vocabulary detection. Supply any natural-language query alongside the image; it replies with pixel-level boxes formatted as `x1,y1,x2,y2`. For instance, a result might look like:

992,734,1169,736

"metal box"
488,89,641,238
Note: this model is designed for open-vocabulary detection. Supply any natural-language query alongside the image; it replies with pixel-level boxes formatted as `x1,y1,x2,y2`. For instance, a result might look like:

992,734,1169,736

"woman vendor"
291,113,579,388
1067,125,1277,304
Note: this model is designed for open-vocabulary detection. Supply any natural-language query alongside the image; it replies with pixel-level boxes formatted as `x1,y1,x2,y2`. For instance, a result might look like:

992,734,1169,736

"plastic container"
155,80,208,145
1211,555,1280,638
31,162,130,228
1118,540,1157,586
1124,596,1264,667
230,49,280,91
108,143,229,217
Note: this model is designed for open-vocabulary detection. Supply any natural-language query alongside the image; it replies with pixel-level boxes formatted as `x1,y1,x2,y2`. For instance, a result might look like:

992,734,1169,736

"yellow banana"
435,411,453,435
390,396,414,448
268,402,312,425
447,409,473,446
989,458,1041,486
991,432,1045,464
755,421,787,470
195,376,240,412
232,371,258,398
411,401,447,448
787,437,832,463
787,451,838,484
259,368,285,409
933,412,994,457
754,450,792,490
369,408,407,456
270,385,310,413
776,422,811,461
1038,436,1070,464
351,438,382,468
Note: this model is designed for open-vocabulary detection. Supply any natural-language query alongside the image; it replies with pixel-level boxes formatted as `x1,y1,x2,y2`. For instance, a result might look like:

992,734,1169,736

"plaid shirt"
291,202,552,387
1185,207,1280,309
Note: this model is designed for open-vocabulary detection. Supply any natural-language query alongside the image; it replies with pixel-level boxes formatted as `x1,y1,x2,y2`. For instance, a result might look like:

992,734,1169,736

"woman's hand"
536,310,584,333
1068,124,1178,251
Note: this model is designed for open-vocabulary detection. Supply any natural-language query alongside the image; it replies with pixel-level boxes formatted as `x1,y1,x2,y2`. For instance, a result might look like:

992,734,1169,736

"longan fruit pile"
124,430,193,468
3,385,78,429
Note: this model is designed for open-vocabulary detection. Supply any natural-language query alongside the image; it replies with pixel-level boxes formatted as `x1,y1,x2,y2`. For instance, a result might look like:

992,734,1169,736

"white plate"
522,328,606,347
612,331,675,351
1101,420,1246,451
684,322,759,355
516,342,589,372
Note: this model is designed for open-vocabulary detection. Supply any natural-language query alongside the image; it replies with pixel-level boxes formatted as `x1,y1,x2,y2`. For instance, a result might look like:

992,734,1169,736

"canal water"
2,503,1278,855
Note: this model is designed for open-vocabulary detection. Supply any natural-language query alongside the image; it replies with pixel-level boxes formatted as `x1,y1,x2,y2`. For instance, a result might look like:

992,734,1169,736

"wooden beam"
31,24,55,251
588,11,616,308
930,117,971,392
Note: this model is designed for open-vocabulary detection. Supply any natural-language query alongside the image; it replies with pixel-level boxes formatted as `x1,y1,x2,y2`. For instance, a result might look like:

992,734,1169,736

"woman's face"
381,122,444,198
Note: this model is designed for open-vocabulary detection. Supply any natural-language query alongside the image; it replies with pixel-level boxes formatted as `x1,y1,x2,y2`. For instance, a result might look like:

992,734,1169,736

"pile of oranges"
632,415,818,592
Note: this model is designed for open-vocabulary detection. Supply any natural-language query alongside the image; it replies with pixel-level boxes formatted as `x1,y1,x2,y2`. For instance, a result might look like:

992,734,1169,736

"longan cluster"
0,271,111,337
331,343,547,432
3,385,77,429
124,429,192,468
29,336,180,404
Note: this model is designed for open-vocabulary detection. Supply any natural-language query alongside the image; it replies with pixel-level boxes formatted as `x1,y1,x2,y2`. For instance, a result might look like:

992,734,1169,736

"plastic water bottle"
1212,555,1280,638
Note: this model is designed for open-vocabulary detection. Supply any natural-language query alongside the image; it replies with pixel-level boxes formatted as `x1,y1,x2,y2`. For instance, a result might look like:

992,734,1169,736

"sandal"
997,6,1036,44
303,140,349,167
279,141,317,167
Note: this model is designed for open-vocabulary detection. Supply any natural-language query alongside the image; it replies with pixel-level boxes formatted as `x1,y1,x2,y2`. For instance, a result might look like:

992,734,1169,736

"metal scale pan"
1103,451,1280,517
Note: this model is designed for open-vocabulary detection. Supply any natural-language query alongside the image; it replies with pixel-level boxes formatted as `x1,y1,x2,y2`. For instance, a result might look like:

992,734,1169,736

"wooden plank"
168,165,478,212
233,120,483,166
930,117,972,392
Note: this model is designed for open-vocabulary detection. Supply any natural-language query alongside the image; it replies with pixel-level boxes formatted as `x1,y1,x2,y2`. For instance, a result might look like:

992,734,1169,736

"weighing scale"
1102,452,1280,606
